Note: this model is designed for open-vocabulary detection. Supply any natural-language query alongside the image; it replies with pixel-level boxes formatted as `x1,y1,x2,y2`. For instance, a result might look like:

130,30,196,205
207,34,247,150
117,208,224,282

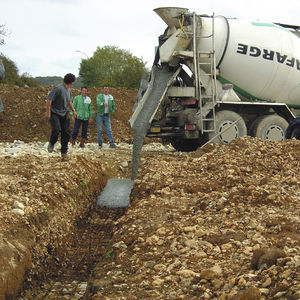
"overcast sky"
1,0,299,78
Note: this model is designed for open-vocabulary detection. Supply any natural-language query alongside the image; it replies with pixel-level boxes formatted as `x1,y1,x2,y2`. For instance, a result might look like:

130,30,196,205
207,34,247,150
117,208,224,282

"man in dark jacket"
45,73,77,160
285,117,300,140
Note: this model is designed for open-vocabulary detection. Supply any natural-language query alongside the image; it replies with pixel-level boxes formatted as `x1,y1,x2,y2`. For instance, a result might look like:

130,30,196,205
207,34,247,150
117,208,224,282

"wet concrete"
97,179,134,208
97,65,177,208
131,65,176,180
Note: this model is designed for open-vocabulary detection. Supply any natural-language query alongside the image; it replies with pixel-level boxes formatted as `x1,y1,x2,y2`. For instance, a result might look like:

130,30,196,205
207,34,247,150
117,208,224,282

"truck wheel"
207,110,247,143
171,138,200,152
251,115,288,140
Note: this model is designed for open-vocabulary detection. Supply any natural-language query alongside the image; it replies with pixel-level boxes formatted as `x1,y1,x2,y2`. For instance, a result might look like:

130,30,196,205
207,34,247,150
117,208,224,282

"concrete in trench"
97,65,177,208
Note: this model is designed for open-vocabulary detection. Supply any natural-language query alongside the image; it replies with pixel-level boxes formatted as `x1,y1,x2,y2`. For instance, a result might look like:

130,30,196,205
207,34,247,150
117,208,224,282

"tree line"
1,44,149,89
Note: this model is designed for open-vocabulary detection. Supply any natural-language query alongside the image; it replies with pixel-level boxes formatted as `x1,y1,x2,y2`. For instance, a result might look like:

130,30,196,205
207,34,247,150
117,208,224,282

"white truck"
130,7,300,151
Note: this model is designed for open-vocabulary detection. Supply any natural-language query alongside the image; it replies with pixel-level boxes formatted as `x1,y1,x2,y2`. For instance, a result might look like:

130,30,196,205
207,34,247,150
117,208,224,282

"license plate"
150,127,161,133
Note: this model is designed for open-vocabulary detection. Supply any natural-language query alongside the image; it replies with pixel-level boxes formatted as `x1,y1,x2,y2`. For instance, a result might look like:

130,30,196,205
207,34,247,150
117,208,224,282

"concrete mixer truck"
130,7,300,151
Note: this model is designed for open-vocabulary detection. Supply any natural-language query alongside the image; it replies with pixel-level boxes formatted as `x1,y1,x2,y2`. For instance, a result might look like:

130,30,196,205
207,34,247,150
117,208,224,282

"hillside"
0,84,137,144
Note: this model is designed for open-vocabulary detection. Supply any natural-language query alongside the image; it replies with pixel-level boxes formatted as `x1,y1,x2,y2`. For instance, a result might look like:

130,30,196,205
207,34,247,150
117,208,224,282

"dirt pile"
88,138,300,299
0,84,137,143
0,83,299,299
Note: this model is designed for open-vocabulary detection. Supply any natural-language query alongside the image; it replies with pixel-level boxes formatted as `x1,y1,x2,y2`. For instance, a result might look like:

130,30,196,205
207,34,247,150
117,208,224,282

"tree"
0,55,19,84
0,24,9,46
79,46,149,89
0,54,39,87
20,73,40,87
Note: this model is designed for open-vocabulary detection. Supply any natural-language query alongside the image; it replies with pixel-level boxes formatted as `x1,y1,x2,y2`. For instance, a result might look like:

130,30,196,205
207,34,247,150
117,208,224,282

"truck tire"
170,138,200,152
251,115,288,140
207,110,247,143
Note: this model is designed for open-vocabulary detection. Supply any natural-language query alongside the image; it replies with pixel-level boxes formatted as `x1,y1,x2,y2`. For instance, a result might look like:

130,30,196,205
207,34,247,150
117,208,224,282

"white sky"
1,0,299,77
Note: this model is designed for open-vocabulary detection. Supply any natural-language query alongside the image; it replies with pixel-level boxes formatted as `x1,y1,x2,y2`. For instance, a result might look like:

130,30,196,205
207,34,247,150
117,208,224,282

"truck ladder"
193,13,217,134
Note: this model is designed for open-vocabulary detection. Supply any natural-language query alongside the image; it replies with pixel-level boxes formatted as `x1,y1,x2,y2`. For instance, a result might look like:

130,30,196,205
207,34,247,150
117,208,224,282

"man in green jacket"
71,87,94,148
96,85,116,148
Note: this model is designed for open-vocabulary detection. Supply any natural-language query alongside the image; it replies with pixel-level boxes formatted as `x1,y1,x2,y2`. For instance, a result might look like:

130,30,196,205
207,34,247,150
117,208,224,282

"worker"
285,118,300,140
96,85,116,149
70,86,94,148
0,57,5,115
45,73,77,160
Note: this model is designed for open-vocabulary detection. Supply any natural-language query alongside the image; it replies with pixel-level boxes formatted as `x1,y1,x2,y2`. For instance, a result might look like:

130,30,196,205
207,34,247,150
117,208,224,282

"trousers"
49,112,70,154
72,118,89,139
96,114,114,146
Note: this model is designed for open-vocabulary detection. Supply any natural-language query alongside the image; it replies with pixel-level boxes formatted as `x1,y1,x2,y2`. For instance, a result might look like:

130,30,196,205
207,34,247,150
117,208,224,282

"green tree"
0,24,9,46
0,55,39,87
0,55,19,84
20,73,40,87
79,46,148,89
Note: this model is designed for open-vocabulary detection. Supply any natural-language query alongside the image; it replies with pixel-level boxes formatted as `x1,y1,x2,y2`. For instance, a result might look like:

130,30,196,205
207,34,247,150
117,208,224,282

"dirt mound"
0,83,299,299
0,84,137,143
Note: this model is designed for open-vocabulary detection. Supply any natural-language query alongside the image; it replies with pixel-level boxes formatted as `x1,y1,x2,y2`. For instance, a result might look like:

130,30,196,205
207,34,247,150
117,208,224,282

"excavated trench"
12,66,175,299
18,201,126,300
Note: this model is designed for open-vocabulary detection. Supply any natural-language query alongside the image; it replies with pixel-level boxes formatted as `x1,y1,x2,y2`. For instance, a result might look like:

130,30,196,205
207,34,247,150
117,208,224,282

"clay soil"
0,84,299,300
0,84,137,144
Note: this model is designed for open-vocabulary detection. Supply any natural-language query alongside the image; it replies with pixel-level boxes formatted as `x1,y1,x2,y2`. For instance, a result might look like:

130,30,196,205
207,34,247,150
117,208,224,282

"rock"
120,161,128,168
251,247,285,270
184,239,198,248
153,278,164,286
262,277,271,287
237,277,246,286
156,227,166,235
221,243,232,251
12,208,25,216
274,291,286,298
195,250,207,258
145,261,156,269
13,201,25,210
183,226,197,232
112,241,127,250
229,287,261,300
259,288,269,295
153,263,166,271
210,264,222,276
195,229,206,237
146,235,159,244
212,278,223,289
280,269,291,279
199,269,218,280
176,269,199,277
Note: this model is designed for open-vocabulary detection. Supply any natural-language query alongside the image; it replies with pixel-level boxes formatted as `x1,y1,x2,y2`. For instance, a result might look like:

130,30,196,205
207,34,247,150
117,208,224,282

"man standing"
45,73,77,160
96,85,116,148
70,86,94,148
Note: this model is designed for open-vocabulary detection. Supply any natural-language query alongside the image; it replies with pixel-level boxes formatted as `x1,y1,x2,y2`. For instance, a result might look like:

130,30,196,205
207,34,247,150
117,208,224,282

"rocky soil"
0,84,299,299
0,84,137,144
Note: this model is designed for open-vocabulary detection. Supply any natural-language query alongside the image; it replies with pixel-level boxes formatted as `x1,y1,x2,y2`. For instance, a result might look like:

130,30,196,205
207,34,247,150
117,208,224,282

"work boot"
109,143,117,148
79,138,86,148
61,153,70,161
71,139,76,146
47,142,54,153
